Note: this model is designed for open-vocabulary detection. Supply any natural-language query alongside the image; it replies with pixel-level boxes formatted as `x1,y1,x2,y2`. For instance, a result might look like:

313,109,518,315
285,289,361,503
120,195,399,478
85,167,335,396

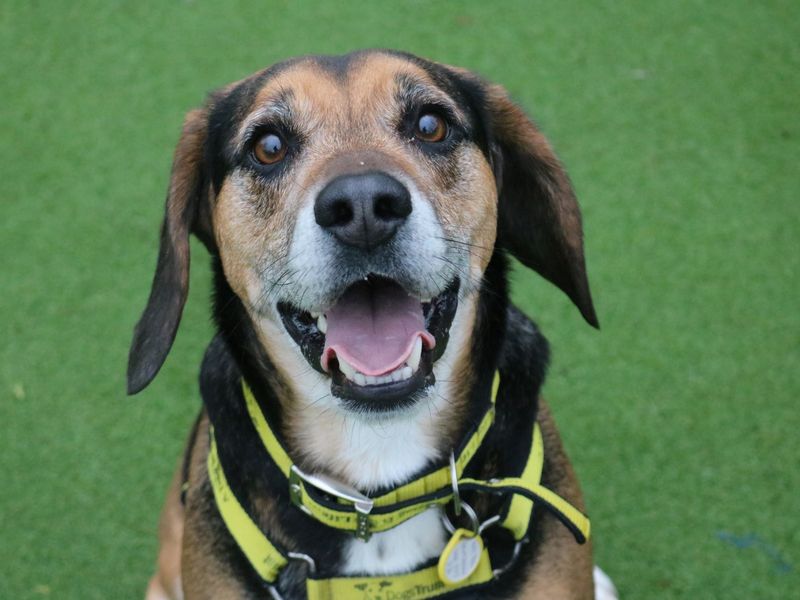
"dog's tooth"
391,369,403,382
400,366,412,380
408,337,422,372
421,297,431,303
365,374,378,385
338,357,356,381
310,311,320,319
317,314,327,334
354,372,367,386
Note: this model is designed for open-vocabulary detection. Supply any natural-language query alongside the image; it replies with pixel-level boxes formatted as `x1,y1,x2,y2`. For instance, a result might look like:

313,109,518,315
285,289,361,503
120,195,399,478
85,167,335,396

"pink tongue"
322,280,435,376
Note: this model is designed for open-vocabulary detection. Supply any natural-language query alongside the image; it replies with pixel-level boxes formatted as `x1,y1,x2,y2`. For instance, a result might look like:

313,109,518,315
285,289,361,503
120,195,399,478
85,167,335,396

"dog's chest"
341,507,447,575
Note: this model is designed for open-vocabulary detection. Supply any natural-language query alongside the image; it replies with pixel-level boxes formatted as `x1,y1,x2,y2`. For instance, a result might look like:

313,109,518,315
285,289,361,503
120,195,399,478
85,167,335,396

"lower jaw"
329,353,435,414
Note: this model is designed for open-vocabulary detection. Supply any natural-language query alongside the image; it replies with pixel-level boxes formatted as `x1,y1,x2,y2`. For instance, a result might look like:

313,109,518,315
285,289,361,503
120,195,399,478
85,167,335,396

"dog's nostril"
374,195,391,219
332,199,353,226
374,194,410,221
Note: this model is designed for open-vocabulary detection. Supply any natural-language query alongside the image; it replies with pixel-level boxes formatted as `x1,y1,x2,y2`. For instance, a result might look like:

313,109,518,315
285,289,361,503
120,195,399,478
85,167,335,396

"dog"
128,50,617,600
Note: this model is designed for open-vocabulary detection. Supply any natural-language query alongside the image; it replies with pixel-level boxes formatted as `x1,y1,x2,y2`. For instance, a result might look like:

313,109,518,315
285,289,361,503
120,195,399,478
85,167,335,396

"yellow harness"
207,374,590,599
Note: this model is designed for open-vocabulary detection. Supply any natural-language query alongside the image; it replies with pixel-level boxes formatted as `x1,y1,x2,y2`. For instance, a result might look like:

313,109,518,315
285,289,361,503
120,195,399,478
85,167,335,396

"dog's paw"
593,565,619,600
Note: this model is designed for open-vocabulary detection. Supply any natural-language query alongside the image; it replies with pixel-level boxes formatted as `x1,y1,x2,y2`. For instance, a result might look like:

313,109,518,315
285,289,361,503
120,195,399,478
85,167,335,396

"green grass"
1,1,797,598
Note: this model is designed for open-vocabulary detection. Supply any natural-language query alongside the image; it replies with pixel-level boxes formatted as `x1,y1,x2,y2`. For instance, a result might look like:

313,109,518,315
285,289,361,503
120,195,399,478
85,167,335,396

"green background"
1,1,797,598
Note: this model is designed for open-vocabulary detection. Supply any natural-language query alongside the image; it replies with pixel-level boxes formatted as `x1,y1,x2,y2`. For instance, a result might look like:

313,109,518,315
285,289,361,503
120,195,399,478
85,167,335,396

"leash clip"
289,465,375,541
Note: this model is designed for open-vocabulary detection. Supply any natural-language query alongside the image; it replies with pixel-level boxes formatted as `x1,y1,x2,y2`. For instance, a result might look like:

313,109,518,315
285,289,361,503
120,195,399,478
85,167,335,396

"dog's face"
128,50,597,419
211,53,503,411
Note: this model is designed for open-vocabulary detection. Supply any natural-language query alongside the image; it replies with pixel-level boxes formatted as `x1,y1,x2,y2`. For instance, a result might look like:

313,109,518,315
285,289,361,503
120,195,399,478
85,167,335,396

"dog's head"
128,50,596,417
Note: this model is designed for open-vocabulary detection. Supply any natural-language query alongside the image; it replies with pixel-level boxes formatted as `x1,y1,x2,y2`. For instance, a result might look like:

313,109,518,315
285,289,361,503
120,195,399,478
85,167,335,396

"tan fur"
517,400,595,599
210,56,502,488
179,415,254,600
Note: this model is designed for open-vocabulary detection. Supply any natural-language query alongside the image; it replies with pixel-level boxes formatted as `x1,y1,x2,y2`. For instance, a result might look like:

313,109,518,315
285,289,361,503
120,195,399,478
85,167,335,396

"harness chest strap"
206,373,591,598
209,435,495,600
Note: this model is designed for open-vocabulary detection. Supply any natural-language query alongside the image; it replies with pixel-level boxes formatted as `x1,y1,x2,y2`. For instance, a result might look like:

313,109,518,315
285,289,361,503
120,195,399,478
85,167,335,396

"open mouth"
278,276,459,412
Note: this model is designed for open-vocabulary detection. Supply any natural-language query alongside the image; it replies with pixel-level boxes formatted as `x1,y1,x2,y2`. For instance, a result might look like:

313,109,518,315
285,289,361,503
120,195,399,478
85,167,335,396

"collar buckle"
289,465,375,541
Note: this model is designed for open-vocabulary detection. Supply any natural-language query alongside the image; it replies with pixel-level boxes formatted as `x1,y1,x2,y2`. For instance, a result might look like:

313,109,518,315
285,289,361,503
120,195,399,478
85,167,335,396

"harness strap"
208,436,288,582
287,426,589,544
207,372,591,598
208,431,496,599
498,414,544,539
455,476,590,544
305,551,494,600
242,376,498,536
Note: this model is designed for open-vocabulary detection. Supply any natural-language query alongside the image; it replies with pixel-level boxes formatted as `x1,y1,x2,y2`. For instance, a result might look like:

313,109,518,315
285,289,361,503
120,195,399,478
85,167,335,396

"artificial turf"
1,1,797,598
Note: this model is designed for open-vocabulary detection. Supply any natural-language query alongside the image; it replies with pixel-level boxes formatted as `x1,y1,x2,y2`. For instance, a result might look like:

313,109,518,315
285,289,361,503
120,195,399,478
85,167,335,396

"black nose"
314,171,412,249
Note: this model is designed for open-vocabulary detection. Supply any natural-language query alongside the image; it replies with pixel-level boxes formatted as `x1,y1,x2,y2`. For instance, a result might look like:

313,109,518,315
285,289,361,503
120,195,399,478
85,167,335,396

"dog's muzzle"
276,170,461,412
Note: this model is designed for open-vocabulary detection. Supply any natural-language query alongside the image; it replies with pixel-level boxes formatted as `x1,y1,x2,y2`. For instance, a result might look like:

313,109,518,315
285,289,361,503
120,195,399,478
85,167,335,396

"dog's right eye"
414,112,448,143
253,132,287,165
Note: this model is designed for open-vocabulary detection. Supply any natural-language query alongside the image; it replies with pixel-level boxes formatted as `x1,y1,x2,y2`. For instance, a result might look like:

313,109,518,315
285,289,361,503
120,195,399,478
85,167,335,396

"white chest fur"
341,507,447,575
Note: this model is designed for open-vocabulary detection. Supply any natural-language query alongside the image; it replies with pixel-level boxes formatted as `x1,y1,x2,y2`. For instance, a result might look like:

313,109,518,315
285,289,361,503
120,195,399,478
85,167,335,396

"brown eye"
415,113,447,143
253,132,286,165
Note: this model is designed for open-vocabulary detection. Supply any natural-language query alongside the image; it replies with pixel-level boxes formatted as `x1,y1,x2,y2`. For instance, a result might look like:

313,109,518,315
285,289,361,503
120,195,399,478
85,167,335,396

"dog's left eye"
414,113,447,143
253,132,287,165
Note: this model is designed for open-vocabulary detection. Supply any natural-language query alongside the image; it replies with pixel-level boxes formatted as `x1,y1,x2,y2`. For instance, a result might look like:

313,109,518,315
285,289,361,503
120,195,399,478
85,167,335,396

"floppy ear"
127,108,208,394
485,85,598,327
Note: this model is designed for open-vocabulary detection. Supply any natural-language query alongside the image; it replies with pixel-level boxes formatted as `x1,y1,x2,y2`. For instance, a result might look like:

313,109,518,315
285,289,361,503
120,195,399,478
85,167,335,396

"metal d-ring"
266,584,284,600
478,514,502,534
287,551,317,575
264,552,317,600
492,538,527,579
441,498,480,535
